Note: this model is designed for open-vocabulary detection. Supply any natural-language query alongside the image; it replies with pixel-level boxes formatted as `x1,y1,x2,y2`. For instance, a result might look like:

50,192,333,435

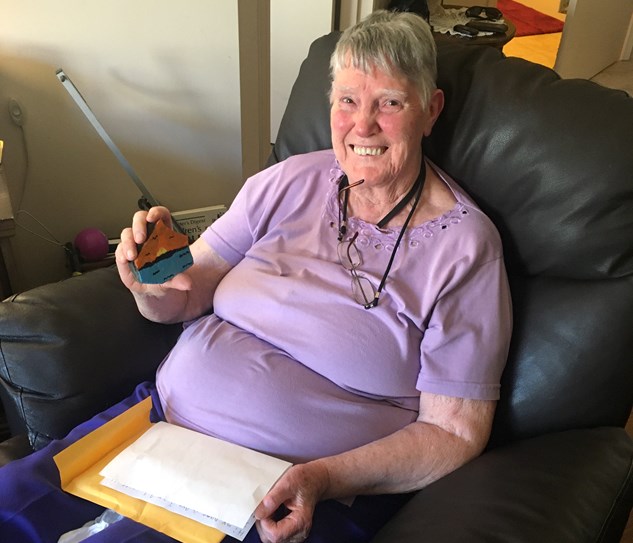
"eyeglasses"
337,232,379,309
335,161,427,309
465,6,502,20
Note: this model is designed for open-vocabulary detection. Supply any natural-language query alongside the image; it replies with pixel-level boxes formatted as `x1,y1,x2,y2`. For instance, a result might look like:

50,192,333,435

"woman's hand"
115,206,193,294
254,394,495,542
115,205,232,324
255,463,330,543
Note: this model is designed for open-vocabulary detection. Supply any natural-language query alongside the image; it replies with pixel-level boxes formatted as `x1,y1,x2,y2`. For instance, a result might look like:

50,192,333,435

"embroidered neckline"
325,161,470,251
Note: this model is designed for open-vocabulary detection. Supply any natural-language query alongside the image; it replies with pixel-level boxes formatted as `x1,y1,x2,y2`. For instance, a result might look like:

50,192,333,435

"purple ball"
74,228,109,262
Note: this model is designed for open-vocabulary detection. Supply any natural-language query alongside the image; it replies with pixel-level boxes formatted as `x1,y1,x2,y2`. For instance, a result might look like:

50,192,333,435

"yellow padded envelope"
53,397,225,543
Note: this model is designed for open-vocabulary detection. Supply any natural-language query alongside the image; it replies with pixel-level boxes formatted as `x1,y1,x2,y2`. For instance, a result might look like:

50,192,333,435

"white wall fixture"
555,0,633,79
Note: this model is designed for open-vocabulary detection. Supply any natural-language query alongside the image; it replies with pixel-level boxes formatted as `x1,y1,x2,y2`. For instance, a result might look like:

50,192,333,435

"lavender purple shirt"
156,149,512,463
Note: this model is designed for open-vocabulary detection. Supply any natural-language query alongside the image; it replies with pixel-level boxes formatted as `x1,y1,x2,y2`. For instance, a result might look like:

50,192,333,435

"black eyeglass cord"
338,179,364,241
337,160,427,308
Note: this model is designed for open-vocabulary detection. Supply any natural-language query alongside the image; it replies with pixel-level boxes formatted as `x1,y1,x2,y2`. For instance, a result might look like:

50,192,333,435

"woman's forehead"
332,65,413,93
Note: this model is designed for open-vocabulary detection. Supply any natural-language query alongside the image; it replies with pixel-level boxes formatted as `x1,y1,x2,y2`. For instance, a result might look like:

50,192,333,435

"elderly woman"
0,10,511,543
117,9,511,543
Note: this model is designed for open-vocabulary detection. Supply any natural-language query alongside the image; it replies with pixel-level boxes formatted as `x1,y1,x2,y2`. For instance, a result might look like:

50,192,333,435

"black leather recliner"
1,35,632,542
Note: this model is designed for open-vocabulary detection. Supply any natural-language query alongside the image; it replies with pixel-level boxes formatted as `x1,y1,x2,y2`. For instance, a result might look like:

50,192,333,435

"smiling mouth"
352,145,387,156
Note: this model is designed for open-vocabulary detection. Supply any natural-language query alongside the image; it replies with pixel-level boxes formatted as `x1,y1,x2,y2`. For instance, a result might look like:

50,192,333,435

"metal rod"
56,69,187,236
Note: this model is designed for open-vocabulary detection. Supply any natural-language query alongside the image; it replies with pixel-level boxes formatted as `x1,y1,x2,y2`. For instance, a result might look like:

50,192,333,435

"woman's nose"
353,107,378,137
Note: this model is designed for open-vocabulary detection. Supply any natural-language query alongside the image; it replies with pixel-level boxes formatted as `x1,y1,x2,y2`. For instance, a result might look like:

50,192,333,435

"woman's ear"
423,89,445,137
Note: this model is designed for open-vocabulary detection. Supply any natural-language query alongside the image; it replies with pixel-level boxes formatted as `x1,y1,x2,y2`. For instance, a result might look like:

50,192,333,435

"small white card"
100,422,292,540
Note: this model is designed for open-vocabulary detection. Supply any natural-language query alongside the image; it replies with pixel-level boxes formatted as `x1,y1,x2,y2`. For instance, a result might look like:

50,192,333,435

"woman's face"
330,63,443,190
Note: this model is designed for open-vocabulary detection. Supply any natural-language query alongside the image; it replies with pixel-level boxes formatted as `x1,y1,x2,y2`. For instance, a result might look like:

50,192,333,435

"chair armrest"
0,267,182,450
372,427,633,543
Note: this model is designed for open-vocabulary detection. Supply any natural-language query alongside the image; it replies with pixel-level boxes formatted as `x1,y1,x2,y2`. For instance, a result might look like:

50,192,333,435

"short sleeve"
202,151,336,266
417,256,512,401
202,163,284,266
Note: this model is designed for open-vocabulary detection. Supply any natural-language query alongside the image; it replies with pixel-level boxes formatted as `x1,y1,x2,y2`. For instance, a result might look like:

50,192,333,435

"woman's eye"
384,99,402,108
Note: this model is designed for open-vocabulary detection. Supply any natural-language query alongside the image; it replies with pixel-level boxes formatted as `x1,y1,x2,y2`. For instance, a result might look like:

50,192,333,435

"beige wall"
0,1,340,293
271,1,334,142
0,2,245,292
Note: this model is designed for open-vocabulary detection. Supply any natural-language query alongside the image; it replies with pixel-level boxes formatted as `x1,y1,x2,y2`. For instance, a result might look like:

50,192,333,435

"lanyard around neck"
336,160,427,308
337,161,426,239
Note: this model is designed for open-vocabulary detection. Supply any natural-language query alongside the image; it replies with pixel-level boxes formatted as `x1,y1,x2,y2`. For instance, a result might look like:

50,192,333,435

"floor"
502,0,566,68
592,60,633,97
501,0,633,96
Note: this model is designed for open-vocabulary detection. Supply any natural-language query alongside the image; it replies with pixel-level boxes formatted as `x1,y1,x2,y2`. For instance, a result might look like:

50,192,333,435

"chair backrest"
269,33,633,446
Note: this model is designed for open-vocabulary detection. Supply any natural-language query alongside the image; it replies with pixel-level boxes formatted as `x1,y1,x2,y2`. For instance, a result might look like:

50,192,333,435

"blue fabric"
0,383,409,543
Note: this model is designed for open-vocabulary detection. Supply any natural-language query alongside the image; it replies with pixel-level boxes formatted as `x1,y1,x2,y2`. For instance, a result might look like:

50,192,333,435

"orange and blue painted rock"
130,219,193,284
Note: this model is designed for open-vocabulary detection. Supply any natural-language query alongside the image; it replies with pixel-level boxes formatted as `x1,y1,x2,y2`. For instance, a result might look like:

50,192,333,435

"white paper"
99,422,292,540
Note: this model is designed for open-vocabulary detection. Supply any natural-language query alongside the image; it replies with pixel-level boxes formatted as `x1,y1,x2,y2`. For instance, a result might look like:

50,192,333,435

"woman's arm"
255,392,496,543
115,206,232,324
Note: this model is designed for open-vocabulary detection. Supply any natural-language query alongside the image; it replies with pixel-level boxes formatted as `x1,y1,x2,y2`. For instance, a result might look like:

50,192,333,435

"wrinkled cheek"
331,137,347,163
331,112,351,139
330,122,349,160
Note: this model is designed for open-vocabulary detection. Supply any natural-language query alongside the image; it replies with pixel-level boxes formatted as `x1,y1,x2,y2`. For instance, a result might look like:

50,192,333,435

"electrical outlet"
8,99,24,126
